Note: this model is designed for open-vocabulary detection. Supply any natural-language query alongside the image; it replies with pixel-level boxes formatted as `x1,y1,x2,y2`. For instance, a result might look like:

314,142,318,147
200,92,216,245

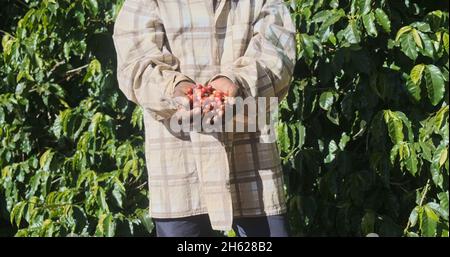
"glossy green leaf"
103,213,116,237
140,211,154,234
406,78,421,102
319,91,334,111
409,207,419,227
424,64,445,105
357,0,372,15
421,207,437,236
343,20,361,44
430,145,446,189
395,26,412,41
318,9,345,36
424,205,439,222
400,33,418,60
39,149,55,172
417,31,435,58
384,110,404,144
410,22,431,33
427,202,448,220
405,144,418,176
86,0,99,16
374,8,391,33
362,12,378,37
410,64,425,85
443,32,449,54
411,29,423,49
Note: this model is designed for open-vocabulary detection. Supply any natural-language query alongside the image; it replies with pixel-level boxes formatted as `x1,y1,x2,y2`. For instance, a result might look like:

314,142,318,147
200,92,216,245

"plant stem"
0,29,15,38
66,64,89,74
403,179,430,235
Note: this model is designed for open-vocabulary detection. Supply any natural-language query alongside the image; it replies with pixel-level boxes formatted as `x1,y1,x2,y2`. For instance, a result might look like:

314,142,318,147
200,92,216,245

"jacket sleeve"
210,0,296,101
112,0,194,121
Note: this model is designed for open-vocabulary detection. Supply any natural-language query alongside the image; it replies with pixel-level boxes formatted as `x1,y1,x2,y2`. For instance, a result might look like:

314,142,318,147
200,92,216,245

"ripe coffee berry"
186,83,228,115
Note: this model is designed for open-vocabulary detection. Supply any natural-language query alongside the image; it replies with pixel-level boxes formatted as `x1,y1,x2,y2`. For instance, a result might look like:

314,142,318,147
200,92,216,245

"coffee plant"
0,0,448,237
283,0,448,236
0,0,152,237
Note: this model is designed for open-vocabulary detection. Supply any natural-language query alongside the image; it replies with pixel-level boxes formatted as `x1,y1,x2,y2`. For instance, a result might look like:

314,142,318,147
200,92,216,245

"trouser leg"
153,214,215,237
233,214,289,237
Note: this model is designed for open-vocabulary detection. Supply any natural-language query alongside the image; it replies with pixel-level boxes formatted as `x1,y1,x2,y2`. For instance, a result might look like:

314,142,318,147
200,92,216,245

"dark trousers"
153,214,289,237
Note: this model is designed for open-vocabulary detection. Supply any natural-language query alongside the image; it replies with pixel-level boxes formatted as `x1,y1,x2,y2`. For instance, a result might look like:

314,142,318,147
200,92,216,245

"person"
113,0,296,237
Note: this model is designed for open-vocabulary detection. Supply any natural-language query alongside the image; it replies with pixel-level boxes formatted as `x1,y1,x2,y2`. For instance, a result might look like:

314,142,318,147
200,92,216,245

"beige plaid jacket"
113,0,296,231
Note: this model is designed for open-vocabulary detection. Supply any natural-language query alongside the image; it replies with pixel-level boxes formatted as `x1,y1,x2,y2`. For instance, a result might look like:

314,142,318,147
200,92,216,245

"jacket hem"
150,206,287,220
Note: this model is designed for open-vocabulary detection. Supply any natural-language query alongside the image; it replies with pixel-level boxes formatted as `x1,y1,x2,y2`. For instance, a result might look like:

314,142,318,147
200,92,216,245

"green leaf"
324,140,338,163
39,149,55,172
131,106,143,130
424,205,439,222
343,20,361,44
390,144,400,164
83,59,101,83
103,213,116,237
400,33,418,60
362,12,377,37
318,9,345,37
311,10,332,23
410,64,425,85
421,207,437,236
430,145,446,189
276,123,291,153
299,34,314,59
424,65,445,105
97,188,109,212
41,219,54,237
319,91,334,111
419,141,433,162
361,210,375,235
410,22,431,33
405,144,418,176
427,202,448,220
438,192,449,218
329,0,339,9
298,123,306,149
439,147,448,167
74,10,85,25
338,132,350,150
417,31,434,58
406,78,421,102
86,0,99,16
443,32,449,54
395,26,412,41
411,29,423,49
357,0,372,15
409,207,419,227
374,8,391,33
96,213,116,237
384,110,404,144
140,211,154,234
10,202,26,227
112,179,125,208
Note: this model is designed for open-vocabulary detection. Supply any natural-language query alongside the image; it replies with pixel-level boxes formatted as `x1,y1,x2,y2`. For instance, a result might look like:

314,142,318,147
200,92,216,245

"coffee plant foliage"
0,0,151,237
283,0,448,236
0,0,448,237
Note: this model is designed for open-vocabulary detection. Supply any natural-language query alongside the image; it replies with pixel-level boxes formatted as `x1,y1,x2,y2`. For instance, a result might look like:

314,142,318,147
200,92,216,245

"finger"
173,96,191,109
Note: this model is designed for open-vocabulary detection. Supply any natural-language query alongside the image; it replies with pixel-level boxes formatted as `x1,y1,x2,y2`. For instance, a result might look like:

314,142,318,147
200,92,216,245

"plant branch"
0,29,15,38
403,179,431,235
66,64,89,74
